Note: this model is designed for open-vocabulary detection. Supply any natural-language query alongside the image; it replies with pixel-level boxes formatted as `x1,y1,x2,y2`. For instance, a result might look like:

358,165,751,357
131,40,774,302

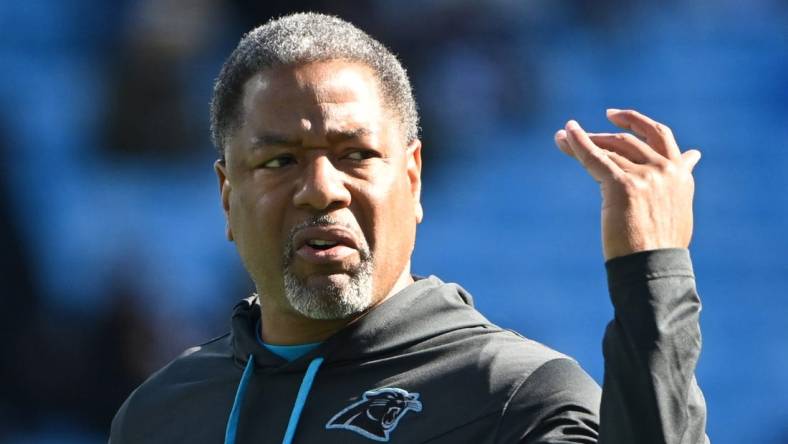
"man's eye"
262,155,295,168
345,150,377,161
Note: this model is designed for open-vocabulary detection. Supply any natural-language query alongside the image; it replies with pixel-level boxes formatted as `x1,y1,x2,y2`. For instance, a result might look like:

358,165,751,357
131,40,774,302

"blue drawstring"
224,354,325,444
282,357,324,444
225,354,255,444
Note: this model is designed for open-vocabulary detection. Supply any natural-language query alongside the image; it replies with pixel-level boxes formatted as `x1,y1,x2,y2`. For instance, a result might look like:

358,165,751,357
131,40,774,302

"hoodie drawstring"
224,354,325,444
225,354,255,444
282,357,324,444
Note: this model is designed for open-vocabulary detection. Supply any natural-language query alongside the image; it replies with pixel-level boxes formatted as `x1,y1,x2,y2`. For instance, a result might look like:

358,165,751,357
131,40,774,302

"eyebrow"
250,128,372,149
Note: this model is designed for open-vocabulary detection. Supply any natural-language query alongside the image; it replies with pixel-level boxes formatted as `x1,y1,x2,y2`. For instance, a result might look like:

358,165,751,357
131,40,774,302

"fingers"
606,109,682,160
587,132,660,164
554,129,575,158
682,149,702,171
605,150,640,172
561,120,623,182
556,130,648,169
555,114,699,177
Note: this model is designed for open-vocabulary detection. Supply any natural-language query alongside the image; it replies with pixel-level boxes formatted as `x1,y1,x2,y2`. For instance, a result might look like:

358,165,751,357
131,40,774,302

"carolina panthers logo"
325,387,423,442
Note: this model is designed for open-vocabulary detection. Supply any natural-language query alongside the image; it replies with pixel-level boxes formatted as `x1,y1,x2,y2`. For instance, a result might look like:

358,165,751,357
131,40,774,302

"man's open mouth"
306,239,340,251
292,225,361,265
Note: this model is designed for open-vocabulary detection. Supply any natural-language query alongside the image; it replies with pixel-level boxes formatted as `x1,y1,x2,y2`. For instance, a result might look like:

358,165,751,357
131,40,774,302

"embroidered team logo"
325,387,423,442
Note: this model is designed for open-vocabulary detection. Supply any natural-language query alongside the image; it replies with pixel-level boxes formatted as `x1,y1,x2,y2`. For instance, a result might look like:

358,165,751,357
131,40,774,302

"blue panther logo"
325,388,423,442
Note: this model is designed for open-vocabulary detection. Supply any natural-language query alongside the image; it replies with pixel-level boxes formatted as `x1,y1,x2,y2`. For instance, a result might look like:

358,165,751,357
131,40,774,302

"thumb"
682,149,702,171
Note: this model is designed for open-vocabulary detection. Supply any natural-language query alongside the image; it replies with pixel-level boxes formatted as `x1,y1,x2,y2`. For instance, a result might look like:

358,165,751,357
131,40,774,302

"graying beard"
282,258,373,320
280,216,374,320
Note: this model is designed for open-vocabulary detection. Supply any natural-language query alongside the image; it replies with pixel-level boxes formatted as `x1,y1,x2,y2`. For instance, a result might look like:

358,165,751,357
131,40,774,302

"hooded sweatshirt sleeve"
501,249,708,444
599,248,709,444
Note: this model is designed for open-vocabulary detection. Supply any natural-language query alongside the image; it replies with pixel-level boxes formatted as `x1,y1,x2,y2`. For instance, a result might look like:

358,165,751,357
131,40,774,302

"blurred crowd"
0,1,786,443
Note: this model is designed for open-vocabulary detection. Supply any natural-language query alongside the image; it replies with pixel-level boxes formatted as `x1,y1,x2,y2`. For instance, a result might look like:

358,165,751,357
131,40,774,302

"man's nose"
293,155,351,211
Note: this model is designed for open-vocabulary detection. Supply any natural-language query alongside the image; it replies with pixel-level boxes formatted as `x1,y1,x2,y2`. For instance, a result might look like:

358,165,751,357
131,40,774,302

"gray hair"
209,12,420,157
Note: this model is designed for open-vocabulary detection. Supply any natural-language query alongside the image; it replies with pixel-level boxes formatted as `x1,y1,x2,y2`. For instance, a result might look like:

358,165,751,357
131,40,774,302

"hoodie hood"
230,275,493,371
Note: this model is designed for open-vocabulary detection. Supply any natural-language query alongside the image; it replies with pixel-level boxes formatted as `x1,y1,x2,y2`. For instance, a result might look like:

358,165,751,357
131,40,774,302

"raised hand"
554,109,701,260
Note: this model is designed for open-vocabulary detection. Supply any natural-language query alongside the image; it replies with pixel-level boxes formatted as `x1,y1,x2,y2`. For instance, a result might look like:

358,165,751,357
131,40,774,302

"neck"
259,265,415,345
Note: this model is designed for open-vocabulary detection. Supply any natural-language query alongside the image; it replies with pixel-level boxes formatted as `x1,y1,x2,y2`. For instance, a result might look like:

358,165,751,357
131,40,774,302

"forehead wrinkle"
239,63,388,152
295,102,379,145
249,125,374,151
250,128,375,150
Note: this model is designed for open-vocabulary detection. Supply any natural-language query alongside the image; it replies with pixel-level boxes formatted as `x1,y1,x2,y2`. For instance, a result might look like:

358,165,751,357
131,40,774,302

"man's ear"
214,159,234,241
406,139,423,223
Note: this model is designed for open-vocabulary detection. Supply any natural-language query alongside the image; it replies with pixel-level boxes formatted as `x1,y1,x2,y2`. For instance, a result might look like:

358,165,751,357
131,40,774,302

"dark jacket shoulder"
110,334,237,444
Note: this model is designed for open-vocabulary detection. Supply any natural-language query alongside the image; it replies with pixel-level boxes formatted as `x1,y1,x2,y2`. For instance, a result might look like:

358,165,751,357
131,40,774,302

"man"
111,12,708,444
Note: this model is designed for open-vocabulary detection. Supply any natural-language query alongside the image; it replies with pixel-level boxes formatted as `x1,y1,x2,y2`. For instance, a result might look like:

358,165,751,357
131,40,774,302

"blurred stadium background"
0,0,786,443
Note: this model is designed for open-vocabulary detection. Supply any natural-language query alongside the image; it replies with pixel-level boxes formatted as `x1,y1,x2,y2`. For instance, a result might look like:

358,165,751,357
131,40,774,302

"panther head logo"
325,388,423,442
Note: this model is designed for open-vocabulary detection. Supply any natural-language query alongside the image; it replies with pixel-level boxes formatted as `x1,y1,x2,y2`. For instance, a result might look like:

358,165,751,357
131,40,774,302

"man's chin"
283,269,373,321
300,272,352,290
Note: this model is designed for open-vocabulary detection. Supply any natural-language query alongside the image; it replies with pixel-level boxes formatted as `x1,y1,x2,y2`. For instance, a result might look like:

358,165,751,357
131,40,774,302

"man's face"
216,60,422,321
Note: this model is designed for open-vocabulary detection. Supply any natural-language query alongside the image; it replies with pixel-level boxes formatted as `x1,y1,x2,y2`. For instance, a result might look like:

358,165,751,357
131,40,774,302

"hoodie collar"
230,275,492,371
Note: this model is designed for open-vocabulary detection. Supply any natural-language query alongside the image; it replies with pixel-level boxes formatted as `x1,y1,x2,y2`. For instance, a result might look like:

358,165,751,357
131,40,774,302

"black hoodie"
110,249,708,443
